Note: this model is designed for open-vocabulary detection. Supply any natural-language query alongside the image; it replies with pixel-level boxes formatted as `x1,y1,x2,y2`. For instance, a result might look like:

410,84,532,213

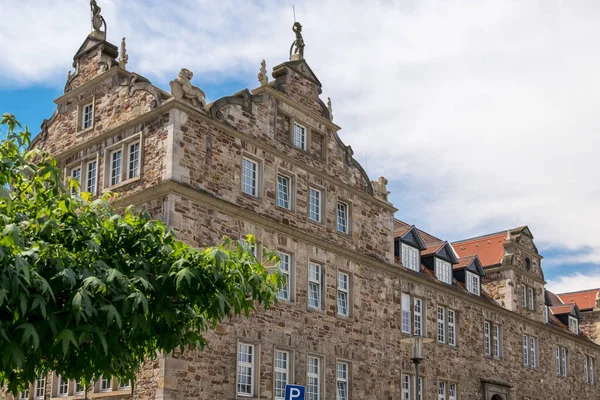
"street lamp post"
401,336,433,400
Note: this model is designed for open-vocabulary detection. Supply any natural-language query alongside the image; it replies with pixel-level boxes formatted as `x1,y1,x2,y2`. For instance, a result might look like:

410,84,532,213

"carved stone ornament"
596,292,600,309
90,0,106,34
119,37,129,69
123,73,163,109
289,22,305,60
345,145,354,165
64,70,73,93
170,68,206,109
371,176,390,202
258,59,268,87
327,97,333,121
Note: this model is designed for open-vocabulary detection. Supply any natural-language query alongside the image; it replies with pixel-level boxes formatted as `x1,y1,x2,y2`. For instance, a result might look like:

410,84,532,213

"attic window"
435,259,452,285
525,258,532,271
569,316,579,334
466,271,480,296
401,243,420,272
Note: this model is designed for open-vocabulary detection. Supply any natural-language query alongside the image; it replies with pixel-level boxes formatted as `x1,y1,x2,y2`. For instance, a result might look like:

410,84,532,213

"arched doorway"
491,395,504,400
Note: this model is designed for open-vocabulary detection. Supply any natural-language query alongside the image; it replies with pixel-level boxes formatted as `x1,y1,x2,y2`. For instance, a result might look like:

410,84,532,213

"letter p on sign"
285,384,305,400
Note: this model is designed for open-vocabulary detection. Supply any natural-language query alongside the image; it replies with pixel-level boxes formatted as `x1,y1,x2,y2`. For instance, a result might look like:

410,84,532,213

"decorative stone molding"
327,97,333,121
169,68,206,109
258,59,268,87
122,73,164,109
119,37,129,69
210,89,270,121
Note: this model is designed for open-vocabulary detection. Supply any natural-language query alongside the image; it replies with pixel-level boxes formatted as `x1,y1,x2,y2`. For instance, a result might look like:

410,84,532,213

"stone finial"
119,37,129,69
170,68,206,109
258,59,268,87
595,292,600,309
90,0,106,36
289,22,305,60
327,97,333,121
372,176,390,202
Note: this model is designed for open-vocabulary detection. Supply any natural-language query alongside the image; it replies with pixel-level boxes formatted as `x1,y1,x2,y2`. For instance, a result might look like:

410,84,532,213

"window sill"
336,313,351,319
240,191,262,201
103,176,141,192
276,204,295,214
76,126,94,136
307,218,325,227
307,305,326,314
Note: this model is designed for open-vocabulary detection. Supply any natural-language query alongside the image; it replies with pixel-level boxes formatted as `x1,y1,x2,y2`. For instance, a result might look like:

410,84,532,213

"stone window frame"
291,120,308,151
65,153,100,196
336,198,352,235
335,358,351,400
568,316,579,334
103,133,143,191
236,340,260,399
400,372,425,400
306,353,325,400
309,128,327,161
336,269,352,318
276,170,295,212
76,96,95,134
528,287,535,311
523,334,538,369
483,321,502,359
401,243,420,272
437,378,458,400
584,355,595,385
273,346,294,400
240,153,264,200
307,259,326,312
465,271,480,296
435,258,452,285
437,305,457,347
307,184,326,225
401,293,426,337
276,249,295,303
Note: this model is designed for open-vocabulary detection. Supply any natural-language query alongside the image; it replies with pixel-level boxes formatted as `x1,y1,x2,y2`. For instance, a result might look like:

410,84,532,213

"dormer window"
569,316,579,334
401,243,420,272
435,258,452,285
466,271,480,296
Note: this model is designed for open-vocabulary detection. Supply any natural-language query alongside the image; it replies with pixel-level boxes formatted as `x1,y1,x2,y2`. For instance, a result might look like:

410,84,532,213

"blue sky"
2,0,600,292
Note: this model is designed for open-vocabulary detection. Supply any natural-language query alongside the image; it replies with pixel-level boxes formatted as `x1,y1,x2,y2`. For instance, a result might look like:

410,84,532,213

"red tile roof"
454,255,477,270
452,231,508,267
546,290,564,306
394,219,442,245
557,289,600,311
550,304,576,316
421,241,446,257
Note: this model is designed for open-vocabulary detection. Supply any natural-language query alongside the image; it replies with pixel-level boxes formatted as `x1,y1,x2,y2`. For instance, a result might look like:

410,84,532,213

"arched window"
491,395,504,400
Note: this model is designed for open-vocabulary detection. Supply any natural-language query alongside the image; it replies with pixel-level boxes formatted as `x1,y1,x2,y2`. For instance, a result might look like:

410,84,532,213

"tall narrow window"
293,122,307,150
307,356,320,400
585,356,590,384
401,293,411,334
34,377,45,399
556,347,561,376
86,160,97,193
484,321,491,356
308,262,322,309
591,358,595,384
435,259,452,284
523,335,529,366
336,361,348,400
530,337,537,368
337,272,349,317
277,175,291,209
308,187,322,222
100,376,111,392
449,383,457,400
237,343,255,396
274,350,289,400
401,243,420,272
110,149,122,186
401,375,410,400
74,380,84,395
242,158,258,196
337,202,349,233
493,324,501,359
82,102,93,130
562,347,568,377
521,286,527,308
438,381,446,400
466,272,480,296
415,377,423,400
57,375,68,396
414,298,423,336
278,252,291,301
128,142,140,179
569,316,579,334
448,309,456,346
544,305,549,323
529,287,534,311
70,167,82,195
437,307,446,343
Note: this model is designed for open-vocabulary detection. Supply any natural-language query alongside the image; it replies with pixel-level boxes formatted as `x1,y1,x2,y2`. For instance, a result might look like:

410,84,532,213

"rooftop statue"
90,0,106,34
289,22,305,60
170,68,206,109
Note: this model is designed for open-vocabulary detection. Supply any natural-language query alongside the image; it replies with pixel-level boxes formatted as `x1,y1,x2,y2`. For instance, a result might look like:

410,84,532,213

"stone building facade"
4,4,600,400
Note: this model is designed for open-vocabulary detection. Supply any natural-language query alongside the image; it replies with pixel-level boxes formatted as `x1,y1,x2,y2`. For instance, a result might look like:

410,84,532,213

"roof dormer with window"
454,255,485,296
393,224,427,273
550,303,582,336
421,241,459,286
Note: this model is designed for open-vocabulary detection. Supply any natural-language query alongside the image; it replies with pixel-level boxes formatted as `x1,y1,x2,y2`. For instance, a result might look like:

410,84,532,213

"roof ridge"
557,288,600,296
452,228,519,244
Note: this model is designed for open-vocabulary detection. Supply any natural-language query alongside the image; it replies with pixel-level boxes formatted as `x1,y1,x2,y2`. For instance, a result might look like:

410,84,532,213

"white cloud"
2,1,600,282
547,273,600,294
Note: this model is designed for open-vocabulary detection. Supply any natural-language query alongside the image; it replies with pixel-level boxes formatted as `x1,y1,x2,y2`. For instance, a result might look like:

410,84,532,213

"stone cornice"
54,67,125,104
486,265,547,285
116,179,600,351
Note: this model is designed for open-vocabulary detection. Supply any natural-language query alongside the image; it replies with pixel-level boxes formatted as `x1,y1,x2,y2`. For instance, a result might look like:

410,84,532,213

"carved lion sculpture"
170,68,206,108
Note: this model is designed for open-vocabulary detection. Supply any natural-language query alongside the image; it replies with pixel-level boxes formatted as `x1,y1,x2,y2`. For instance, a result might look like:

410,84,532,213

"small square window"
100,375,112,392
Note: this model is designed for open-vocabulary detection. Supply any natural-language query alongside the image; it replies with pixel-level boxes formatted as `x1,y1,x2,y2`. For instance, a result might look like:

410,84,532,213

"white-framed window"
449,383,457,400
337,201,349,234
435,259,452,285
337,272,350,317
57,375,68,396
308,187,322,223
484,321,491,356
401,243,420,272
414,297,424,336
307,356,321,400
117,379,131,390
237,343,255,396
67,157,99,195
437,381,457,400
585,356,590,384
74,380,84,395
34,377,45,399
544,305,549,323
530,336,537,368
18,389,29,400
308,262,322,309
529,287,535,311
521,285,527,308
100,375,112,392
401,293,411,334
401,374,410,400
274,349,289,400
415,376,423,400
81,102,94,130
336,361,348,400
568,316,579,334
293,122,307,150
86,159,97,194
562,347,568,377
437,306,446,343
70,166,81,195
448,309,456,346
466,272,480,296
278,251,292,301
591,357,595,384
105,135,142,188
523,335,529,366
277,174,291,209
556,346,561,376
438,381,446,400
242,157,258,197
493,324,501,359
128,142,140,179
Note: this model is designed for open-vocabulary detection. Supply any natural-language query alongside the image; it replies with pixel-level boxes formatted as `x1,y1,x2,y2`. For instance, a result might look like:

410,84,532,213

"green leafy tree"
0,114,281,395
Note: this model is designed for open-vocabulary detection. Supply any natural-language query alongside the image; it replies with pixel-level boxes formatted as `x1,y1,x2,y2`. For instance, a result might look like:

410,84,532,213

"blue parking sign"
285,384,305,400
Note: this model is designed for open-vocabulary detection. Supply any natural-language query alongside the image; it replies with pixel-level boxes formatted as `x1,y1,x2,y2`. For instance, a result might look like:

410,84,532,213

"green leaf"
18,323,39,350
56,329,77,356
100,304,122,328
175,267,194,290
2,223,20,246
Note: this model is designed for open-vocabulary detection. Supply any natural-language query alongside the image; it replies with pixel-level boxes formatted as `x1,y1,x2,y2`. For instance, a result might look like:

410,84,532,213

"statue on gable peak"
170,68,206,109
290,22,305,60
372,176,390,202
90,0,106,35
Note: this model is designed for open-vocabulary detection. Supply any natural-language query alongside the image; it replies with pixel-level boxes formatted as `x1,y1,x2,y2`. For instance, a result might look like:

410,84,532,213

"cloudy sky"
1,0,599,293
